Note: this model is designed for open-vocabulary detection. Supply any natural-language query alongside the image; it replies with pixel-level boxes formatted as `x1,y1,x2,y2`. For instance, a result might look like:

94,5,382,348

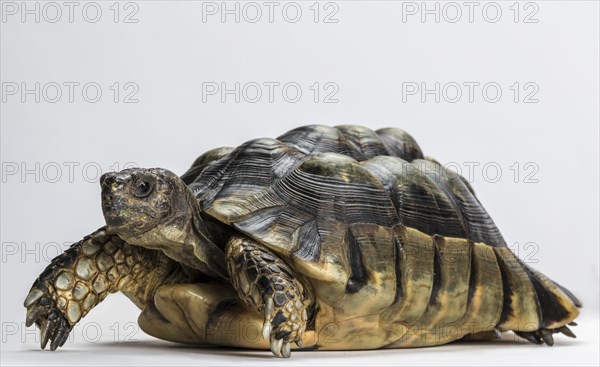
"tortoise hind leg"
492,248,580,346
514,325,577,346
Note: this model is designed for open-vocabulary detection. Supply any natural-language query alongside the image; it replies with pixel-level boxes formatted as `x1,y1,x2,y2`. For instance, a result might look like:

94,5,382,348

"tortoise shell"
181,124,579,346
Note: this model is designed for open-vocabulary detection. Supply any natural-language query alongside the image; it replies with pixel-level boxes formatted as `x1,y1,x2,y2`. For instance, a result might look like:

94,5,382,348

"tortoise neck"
189,207,229,279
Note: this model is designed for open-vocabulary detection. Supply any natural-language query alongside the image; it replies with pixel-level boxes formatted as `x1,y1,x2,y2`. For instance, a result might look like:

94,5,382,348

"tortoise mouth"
100,190,161,238
103,212,125,227
101,193,128,225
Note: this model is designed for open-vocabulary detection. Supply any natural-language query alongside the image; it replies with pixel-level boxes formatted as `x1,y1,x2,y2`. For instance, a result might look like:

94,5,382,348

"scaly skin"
226,235,313,358
24,226,189,350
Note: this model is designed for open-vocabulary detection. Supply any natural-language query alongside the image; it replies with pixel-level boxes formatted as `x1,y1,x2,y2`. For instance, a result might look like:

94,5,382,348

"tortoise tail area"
494,247,581,345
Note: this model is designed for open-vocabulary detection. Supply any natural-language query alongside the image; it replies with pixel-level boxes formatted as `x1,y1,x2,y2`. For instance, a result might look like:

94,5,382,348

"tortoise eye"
134,180,153,198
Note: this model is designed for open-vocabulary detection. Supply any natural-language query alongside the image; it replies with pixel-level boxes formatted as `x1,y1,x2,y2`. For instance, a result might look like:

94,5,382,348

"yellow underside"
136,227,579,350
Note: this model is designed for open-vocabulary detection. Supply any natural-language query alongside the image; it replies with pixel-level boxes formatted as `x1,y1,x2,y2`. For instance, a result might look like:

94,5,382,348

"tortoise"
24,124,581,358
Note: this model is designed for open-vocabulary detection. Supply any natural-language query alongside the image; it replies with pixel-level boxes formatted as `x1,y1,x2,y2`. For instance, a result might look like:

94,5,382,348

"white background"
1,1,599,365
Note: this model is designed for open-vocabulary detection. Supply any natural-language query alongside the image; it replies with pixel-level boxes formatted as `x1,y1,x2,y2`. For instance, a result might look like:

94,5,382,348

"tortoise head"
100,168,191,240
100,167,227,278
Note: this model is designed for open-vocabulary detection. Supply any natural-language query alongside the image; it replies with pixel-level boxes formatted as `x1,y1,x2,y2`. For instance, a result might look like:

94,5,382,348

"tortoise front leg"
225,235,312,358
24,226,188,350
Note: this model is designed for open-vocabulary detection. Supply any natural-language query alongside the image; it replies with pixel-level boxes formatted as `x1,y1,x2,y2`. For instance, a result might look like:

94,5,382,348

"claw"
264,297,274,320
281,342,291,358
26,307,44,327
40,321,52,349
540,329,554,346
24,289,44,307
262,322,272,340
568,321,577,326
261,297,275,340
558,325,576,338
295,338,304,348
59,328,70,347
270,336,283,357
51,328,65,351
515,331,542,344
